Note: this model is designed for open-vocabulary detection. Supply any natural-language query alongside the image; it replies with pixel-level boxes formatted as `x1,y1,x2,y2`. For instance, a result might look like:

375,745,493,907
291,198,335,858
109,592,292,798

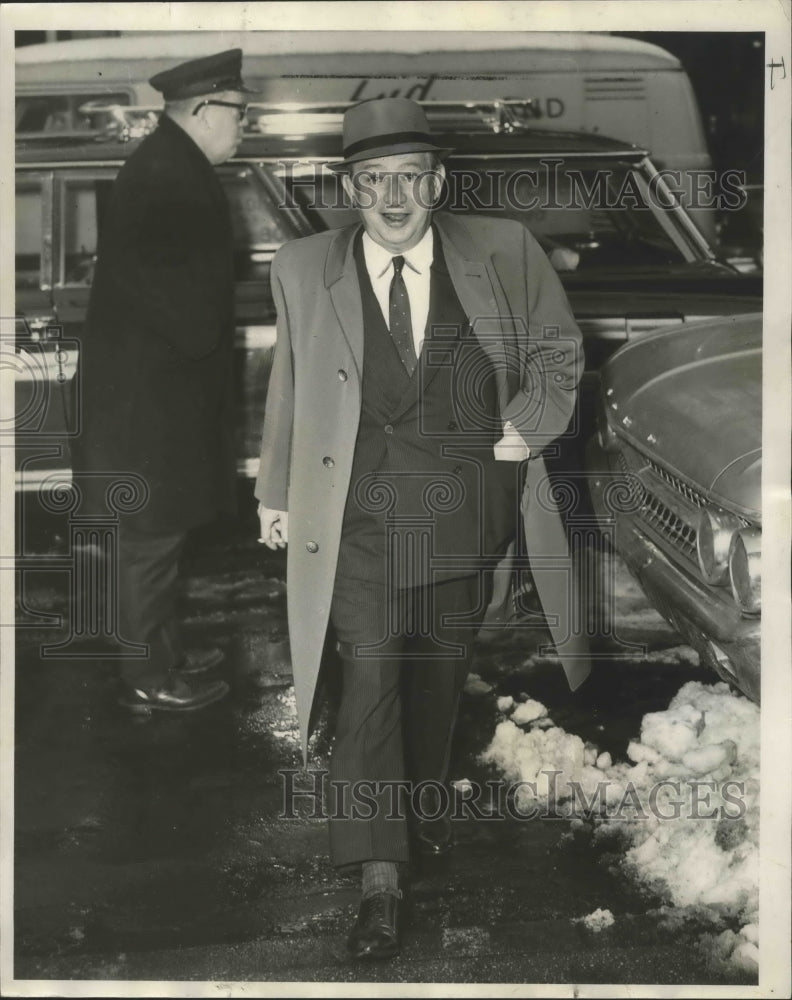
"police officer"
74,49,252,711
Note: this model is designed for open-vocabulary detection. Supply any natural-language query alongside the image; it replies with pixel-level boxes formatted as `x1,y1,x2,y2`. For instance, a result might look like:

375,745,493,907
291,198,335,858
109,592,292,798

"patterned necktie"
389,255,418,376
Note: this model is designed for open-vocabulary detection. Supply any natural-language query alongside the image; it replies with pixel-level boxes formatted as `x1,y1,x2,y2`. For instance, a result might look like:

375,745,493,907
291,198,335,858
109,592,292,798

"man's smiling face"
342,151,445,253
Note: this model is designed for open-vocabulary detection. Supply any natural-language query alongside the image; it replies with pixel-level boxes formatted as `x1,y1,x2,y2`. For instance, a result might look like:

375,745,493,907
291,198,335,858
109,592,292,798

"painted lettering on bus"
348,79,565,120
350,77,438,102
504,97,566,120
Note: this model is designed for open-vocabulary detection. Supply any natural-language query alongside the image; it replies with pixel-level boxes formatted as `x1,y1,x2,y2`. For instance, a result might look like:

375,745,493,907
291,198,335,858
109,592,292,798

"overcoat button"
337,369,348,381
306,541,319,553
323,456,334,468
384,424,394,434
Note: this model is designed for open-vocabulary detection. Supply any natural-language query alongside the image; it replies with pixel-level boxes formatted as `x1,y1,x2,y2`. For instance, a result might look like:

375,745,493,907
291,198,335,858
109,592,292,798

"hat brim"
327,141,454,173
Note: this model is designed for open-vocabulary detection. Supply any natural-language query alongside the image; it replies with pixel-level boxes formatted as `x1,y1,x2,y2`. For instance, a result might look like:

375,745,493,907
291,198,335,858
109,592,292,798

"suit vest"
336,231,516,588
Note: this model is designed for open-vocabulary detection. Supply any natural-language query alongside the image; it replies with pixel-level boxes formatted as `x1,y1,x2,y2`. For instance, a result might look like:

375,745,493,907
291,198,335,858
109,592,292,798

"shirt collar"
362,226,434,280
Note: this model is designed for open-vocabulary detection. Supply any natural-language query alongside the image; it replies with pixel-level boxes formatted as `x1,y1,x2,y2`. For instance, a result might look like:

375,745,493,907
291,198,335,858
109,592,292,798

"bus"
15,30,714,234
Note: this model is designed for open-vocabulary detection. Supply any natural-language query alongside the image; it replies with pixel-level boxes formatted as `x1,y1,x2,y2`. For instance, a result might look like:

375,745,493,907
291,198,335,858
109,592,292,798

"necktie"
389,256,418,376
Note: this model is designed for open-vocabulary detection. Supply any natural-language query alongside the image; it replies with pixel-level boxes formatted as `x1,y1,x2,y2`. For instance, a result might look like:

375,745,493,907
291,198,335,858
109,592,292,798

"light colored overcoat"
256,212,591,756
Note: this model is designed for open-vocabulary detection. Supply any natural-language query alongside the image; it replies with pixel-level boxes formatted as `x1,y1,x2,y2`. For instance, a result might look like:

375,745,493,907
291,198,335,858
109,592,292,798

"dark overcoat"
73,115,236,532
255,212,591,756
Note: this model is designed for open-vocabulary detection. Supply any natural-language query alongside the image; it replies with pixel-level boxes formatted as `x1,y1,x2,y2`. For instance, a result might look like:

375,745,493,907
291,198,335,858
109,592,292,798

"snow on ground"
464,673,494,696
480,680,760,971
580,908,616,932
510,699,547,725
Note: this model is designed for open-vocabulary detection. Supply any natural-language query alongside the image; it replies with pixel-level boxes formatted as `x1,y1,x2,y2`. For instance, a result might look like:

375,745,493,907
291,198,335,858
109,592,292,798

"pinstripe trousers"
327,573,486,869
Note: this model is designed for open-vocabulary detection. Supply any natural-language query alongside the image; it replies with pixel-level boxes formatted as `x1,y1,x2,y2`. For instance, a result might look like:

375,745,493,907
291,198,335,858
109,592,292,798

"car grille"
637,486,699,561
645,459,709,510
615,444,752,573
616,447,703,567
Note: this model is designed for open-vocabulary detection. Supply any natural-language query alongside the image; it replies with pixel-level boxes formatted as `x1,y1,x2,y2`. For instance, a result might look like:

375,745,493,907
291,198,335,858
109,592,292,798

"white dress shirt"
361,227,529,460
362,228,433,356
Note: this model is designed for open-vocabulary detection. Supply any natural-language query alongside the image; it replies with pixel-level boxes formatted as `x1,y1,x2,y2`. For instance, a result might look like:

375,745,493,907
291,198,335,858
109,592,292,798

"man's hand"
257,504,289,549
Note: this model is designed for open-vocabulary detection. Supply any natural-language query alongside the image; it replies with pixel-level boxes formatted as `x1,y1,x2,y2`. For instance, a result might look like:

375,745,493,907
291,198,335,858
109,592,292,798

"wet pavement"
12,502,755,987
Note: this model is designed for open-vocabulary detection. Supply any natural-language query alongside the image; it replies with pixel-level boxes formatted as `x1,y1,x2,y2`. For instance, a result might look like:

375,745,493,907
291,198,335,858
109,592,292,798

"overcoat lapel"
325,225,365,381
435,219,517,414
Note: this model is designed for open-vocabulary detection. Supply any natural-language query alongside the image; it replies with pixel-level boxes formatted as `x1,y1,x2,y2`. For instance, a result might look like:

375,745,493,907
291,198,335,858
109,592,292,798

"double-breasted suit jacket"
255,211,590,756
74,115,237,533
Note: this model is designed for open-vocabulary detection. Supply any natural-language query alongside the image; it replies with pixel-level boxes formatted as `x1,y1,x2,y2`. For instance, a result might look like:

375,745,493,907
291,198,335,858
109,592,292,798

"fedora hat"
328,97,453,172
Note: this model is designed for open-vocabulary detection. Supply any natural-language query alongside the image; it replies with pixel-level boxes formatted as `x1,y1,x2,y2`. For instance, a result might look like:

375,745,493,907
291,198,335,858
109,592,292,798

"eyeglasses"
192,99,248,122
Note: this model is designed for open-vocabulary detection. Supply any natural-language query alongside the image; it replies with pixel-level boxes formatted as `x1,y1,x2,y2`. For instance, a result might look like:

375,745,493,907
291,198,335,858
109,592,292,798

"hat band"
343,130,437,159
210,76,244,92
164,77,244,100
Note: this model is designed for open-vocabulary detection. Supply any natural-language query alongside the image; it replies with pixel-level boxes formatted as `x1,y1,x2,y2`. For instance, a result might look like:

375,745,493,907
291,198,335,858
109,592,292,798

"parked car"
586,313,761,703
13,102,762,497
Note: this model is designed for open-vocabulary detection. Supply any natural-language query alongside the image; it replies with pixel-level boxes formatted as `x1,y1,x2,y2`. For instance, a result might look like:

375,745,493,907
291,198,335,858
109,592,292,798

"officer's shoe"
346,890,402,960
176,646,226,675
119,673,229,714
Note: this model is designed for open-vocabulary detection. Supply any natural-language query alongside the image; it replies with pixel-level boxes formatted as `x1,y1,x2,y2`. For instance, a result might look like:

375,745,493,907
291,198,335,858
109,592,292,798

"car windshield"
273,157,688,272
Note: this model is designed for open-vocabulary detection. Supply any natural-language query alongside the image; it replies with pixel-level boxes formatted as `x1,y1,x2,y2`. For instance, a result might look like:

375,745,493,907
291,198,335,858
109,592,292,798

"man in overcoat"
74,49,251,712
256,98,589,958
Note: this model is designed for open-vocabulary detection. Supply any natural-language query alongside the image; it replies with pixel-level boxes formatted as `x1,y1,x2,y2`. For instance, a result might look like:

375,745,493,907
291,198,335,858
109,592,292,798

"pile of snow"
701,922,760,974
482,698,620,808
451,777,474,797
511,699,548,725
481,681,760,970
580,908,615,932
464,673,493,696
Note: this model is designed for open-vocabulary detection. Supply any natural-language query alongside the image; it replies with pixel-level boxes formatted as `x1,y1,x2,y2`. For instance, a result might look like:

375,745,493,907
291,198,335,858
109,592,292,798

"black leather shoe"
119,674,229,713
346,891,401,960
415,816,454,856
177,646,225,675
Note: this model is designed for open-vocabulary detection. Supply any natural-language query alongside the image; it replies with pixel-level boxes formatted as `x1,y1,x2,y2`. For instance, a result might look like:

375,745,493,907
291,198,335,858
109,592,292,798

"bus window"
16,92,131,135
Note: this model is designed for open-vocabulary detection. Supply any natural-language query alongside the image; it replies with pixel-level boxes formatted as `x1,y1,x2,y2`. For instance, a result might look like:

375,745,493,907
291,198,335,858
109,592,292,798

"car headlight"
729,526,761,614
696,505,744,585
